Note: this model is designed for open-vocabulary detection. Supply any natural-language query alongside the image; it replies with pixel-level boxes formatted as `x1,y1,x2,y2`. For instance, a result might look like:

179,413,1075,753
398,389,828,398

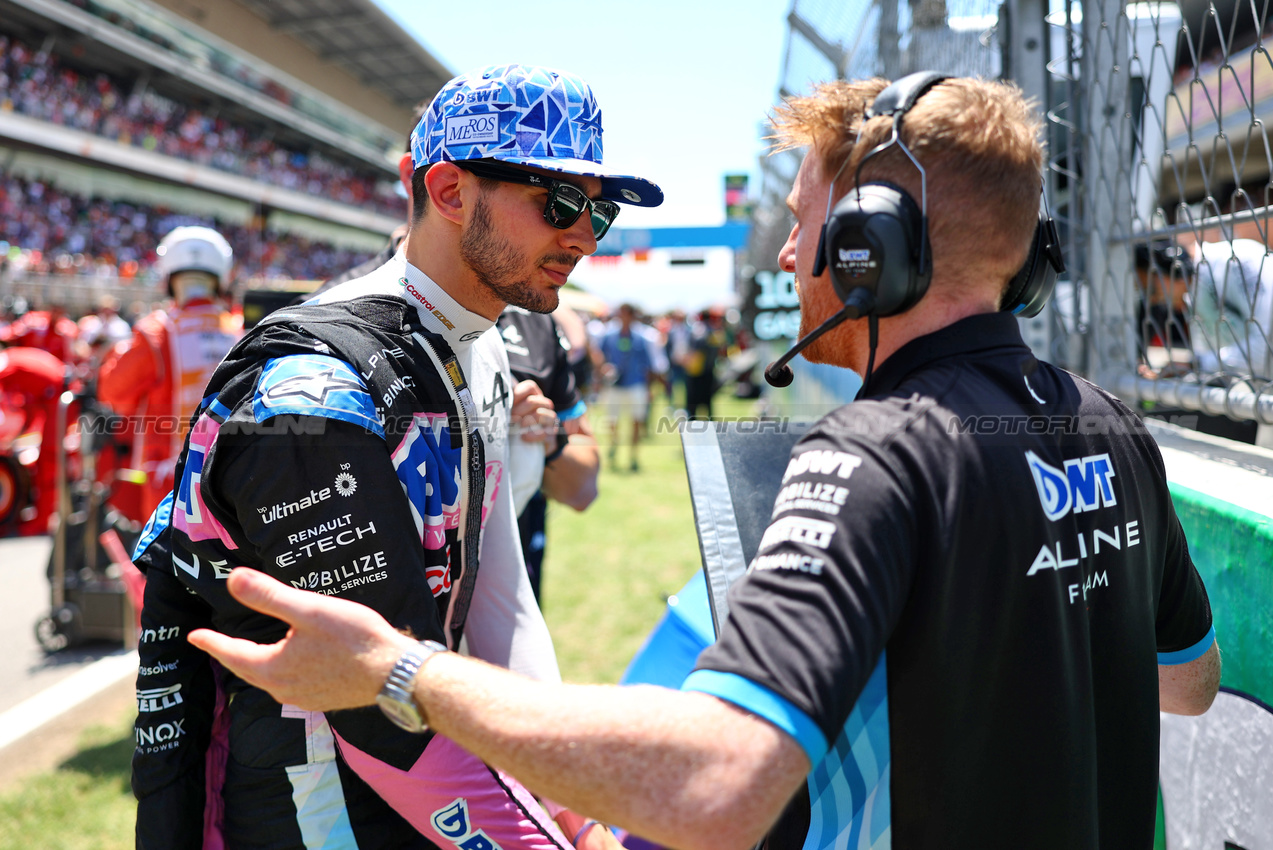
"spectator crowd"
0,171,376,282
0,34,401,217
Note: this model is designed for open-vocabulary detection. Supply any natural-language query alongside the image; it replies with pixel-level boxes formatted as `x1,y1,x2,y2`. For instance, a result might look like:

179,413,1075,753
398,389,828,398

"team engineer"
130,64,659,850
187,76,1220,850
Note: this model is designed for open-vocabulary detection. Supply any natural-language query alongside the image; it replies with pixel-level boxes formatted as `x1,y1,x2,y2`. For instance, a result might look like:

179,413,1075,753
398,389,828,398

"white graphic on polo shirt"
1025,450,1117,521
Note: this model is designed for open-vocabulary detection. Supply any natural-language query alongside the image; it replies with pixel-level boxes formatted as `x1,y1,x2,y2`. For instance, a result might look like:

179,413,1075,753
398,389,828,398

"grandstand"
0,0,451,313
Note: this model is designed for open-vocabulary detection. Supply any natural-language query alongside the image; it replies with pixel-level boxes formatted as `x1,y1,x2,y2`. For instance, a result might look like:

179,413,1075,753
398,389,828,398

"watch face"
376,692,425,733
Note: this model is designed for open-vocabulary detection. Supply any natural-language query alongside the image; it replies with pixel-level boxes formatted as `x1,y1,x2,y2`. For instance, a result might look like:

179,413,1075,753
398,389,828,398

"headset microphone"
763,288,875,387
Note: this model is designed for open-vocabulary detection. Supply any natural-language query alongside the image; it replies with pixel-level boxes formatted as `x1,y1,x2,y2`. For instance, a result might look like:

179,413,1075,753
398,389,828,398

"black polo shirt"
496,307,583,419
684,311,1214,849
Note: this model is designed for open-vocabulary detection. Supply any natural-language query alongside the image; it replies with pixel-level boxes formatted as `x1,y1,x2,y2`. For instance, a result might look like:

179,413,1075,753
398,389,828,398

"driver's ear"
424,163,466,226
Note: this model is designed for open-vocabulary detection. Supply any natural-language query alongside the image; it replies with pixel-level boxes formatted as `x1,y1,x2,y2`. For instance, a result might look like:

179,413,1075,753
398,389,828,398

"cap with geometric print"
410,64,663,207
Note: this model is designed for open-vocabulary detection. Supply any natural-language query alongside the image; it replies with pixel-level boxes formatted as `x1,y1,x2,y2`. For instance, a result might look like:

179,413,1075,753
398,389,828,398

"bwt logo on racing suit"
431,797,504,850
1025,451,1117,521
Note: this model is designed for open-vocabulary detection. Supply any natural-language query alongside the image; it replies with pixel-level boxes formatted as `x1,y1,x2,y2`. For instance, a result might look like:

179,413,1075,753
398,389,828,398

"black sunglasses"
456,160,620,240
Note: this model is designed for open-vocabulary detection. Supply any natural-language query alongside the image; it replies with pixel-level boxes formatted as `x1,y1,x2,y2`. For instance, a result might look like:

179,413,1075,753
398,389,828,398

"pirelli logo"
758,515,838,552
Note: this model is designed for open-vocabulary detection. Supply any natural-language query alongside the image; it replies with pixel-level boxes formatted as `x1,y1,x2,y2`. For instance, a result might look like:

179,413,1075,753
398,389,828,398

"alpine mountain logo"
1025,450,1117,521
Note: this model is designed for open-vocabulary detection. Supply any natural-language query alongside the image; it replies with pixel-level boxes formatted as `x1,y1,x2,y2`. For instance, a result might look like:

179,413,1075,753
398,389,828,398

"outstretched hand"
188,568,413,712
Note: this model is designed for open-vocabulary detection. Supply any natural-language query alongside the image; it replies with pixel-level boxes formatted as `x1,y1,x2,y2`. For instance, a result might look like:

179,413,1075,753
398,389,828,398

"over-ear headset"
813,71,1065,320
765,72,1066,388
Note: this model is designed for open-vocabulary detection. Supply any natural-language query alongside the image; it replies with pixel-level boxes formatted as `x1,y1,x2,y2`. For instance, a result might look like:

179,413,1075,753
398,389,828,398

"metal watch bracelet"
375,639,447,733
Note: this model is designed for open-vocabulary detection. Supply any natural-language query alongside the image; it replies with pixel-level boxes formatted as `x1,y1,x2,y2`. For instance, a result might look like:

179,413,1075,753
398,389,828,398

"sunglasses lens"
545,184,619,239
591,202,619,240
547,185,587,228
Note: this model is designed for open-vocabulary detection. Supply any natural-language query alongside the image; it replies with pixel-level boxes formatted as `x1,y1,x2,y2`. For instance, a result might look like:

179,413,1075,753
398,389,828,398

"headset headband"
863,71,948,121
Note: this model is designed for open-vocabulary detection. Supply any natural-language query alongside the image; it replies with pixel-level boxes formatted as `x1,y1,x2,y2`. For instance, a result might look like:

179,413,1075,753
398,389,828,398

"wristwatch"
375,639,448,733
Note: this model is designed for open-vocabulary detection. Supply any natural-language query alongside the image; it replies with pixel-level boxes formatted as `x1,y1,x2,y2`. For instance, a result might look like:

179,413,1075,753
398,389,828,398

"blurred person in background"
98,225,240,520
598,303,666,471
684,307,728,420
0,298,83,364
77,295,133,367
1133,241,1193,376
0,345,68,533
555,300,598,402
663,308,692,413
1187,236,1273,378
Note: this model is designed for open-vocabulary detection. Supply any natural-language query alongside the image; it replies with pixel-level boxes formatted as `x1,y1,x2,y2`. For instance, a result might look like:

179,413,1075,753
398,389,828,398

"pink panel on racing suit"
481,460,503,531
333,729,571,850
173,413,237,549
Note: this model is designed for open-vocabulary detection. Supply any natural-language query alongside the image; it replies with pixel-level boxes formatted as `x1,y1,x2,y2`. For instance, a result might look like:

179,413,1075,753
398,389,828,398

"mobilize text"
290,550,389,594
773,480,850,516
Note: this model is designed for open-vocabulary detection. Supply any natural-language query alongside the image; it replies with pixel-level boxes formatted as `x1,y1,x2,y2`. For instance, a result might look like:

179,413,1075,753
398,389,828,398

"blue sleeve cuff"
558,400,587,422
1158,625,1216,665
682,669,829,765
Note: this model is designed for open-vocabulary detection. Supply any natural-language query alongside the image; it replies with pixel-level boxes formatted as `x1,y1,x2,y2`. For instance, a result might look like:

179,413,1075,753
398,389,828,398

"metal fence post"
1082,0,1137,389
1004,0,1056,361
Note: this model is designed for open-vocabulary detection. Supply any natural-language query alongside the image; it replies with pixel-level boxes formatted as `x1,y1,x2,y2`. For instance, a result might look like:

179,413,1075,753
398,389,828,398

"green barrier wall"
1155,482,1273,850
1169,482,1273,707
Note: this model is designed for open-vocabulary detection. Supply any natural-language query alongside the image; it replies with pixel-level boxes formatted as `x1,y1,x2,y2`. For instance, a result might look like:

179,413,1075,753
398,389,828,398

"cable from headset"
856,314,880,400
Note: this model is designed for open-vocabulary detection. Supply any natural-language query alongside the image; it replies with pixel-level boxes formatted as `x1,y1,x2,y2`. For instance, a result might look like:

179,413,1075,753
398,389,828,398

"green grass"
0,389,755,842
540,411,708,683
0,708,137,849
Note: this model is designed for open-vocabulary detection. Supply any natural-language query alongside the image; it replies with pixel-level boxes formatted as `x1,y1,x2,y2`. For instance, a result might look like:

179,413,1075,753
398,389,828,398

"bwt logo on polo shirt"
445,115,500,146
1025,450,1117,521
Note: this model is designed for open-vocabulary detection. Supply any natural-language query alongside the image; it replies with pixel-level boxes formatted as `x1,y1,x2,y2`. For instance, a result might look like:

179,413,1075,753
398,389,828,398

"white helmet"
155,226,234,287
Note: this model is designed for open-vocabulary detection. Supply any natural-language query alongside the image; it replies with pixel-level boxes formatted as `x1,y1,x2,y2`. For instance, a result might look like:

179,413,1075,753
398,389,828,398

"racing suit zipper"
412,332,485,649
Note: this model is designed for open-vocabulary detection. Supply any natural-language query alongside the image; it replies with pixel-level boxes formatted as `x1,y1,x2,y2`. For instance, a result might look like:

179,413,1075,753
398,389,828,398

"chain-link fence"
1067,0,1273,430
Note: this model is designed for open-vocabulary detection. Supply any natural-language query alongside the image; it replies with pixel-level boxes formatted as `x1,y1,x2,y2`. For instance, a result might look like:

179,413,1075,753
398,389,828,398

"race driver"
99,226,241,520
189,76,1219,850
130,64,661,850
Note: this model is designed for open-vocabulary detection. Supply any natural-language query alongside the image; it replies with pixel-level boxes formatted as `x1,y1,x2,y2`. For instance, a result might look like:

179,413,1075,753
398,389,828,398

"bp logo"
1024,451,1117,521
334,472,357,497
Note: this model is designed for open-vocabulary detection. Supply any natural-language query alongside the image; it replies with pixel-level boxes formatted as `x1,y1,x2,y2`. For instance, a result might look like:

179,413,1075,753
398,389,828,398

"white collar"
316,251,495,354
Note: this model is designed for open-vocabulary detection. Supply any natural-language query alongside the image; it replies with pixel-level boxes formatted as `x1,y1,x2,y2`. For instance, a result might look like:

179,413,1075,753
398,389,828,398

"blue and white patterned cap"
411,64,663,208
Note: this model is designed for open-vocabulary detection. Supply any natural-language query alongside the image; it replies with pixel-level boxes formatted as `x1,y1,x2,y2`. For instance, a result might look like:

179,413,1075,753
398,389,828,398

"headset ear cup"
823,182,931,317
1002,212,1059,318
